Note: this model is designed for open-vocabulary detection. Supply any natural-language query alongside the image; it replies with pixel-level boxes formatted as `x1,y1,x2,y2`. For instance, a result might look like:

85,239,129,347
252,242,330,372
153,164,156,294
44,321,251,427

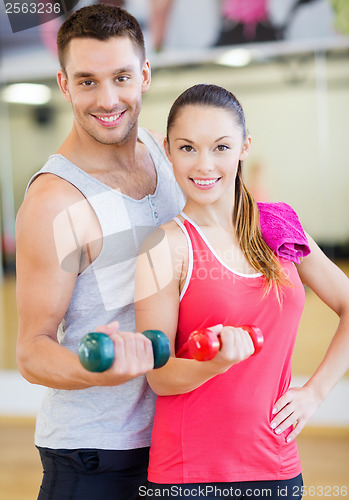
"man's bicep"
16,197,78,340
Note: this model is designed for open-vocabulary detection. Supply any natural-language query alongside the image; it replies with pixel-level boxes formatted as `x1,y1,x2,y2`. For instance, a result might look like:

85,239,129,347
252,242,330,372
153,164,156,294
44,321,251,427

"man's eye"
180,145,194,152
117,76,129,83
82,80,94,86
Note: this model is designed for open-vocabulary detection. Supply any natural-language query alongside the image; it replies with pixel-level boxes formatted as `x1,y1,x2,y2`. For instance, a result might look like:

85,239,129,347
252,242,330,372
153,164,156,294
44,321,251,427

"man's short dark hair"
57,4,146,73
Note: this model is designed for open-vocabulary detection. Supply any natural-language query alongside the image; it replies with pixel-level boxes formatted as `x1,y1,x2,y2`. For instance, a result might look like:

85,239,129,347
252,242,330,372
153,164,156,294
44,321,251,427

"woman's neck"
183,199,235,231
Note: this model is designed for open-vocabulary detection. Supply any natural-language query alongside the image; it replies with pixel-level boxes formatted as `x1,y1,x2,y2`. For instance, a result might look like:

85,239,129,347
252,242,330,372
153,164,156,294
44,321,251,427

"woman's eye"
180,145,194,152
216,144,229,151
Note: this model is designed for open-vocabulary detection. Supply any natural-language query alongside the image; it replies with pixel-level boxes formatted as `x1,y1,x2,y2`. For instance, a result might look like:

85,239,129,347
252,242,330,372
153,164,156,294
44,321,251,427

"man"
16,4,184,499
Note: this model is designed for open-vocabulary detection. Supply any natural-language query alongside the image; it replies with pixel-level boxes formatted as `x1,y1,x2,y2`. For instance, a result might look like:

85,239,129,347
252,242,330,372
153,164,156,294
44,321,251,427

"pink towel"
257,202,311,264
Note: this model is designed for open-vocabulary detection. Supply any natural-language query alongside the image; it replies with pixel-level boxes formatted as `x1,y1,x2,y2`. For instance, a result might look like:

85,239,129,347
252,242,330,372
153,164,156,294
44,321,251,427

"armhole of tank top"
173,216,193,302
27,169,105,277
25,172,40,196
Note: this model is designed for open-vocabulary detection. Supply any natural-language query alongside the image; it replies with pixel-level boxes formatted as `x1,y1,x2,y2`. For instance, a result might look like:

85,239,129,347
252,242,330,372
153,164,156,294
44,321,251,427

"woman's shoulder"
257,201,298,217
257,201,311,264
158,218,188,247
257,201,305,231
141,218,187,256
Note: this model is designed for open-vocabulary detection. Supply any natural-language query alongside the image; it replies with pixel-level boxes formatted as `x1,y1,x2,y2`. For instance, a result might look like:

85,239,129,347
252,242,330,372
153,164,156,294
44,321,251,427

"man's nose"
96,82,119,111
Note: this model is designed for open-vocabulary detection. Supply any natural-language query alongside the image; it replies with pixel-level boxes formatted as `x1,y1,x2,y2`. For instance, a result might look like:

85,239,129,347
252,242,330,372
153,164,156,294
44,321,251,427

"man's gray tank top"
27,128,185,450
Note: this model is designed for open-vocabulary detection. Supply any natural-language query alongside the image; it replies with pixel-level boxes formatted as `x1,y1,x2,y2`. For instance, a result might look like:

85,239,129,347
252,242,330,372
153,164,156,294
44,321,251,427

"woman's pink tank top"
148,213,305,484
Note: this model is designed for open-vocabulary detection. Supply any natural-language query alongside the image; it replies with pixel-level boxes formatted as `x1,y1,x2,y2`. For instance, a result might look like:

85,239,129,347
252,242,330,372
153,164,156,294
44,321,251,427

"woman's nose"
197,152,215,174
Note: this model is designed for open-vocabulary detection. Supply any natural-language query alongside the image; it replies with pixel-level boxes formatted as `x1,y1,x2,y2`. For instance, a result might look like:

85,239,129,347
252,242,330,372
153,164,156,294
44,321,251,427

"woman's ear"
239,135,252,161
164,138,171,162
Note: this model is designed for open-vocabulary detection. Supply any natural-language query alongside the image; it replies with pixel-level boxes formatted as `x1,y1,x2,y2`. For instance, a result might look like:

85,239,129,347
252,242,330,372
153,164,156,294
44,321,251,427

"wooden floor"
0,421,348,500
0,421,42,500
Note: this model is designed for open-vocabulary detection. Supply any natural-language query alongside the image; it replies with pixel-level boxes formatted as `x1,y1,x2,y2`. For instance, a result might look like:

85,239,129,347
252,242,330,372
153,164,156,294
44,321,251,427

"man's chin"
84,129,128,146
76,116,138,146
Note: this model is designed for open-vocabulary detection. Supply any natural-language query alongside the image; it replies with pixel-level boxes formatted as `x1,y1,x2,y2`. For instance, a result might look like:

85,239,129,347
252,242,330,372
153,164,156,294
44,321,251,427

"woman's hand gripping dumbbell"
177,325,264,361
78,330,170,372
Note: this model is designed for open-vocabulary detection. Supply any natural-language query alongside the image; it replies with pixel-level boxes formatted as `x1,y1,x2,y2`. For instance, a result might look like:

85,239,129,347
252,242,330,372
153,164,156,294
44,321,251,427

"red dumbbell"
187,325,264,361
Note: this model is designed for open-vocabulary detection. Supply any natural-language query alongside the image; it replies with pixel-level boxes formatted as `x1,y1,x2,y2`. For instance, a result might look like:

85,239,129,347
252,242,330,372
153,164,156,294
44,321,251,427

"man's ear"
141,59,151,94
239,135,252,161
57,70,72,103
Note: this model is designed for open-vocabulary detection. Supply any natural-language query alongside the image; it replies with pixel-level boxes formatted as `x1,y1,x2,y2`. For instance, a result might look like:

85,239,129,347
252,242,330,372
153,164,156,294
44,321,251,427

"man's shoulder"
17,171,98,262
147,129,165,146
139,127,165,149
23,167,86,221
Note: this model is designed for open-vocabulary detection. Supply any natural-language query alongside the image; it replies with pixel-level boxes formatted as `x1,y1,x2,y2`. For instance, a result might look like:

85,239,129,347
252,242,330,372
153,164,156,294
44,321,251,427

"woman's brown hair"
167,84,290,300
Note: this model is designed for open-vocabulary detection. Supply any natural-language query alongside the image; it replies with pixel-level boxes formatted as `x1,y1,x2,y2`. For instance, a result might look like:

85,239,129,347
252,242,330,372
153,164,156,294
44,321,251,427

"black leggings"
145,474,303,499
37,446,149,500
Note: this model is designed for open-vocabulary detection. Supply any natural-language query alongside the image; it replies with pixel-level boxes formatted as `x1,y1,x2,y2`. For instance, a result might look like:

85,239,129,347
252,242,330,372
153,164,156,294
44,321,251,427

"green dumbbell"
78,330,170,372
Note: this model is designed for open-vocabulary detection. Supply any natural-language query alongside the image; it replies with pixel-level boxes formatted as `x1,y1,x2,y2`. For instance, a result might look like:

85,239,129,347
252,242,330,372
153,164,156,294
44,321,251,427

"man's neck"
58,119,138,171
56,124,157,199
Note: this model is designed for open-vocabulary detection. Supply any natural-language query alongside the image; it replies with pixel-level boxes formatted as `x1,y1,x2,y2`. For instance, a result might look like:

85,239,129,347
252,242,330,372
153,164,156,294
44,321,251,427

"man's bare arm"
16,174,153,390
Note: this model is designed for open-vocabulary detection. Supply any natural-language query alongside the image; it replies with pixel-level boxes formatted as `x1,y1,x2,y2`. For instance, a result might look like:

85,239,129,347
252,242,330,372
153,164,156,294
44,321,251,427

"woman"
134,84,349,499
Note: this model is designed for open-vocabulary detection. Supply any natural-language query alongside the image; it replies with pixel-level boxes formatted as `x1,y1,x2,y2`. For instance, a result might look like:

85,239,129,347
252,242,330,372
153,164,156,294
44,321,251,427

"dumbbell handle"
177,325,263,361
78,329,170,372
